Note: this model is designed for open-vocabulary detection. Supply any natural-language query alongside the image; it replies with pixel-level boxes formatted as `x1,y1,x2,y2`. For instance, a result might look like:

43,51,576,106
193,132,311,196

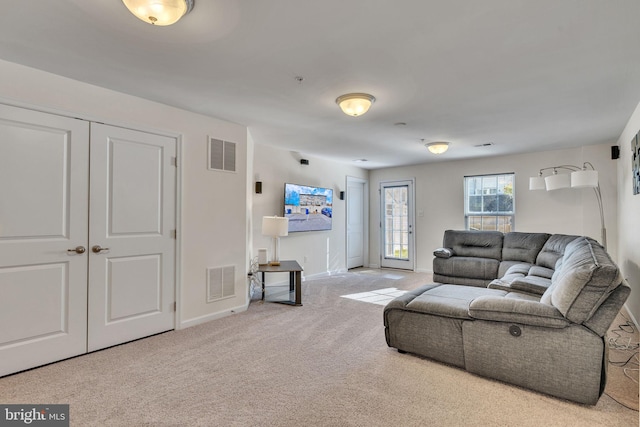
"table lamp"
262,216,289,266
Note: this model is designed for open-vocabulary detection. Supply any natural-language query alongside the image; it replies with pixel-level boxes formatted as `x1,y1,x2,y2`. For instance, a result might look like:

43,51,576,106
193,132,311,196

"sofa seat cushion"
384,284,442,311
529,265,554,279
497,261,523,278
542,237,621,323
487,278,513,292
503,263,532,276
488,275,551,295
468,293,570,328
405,284,507,319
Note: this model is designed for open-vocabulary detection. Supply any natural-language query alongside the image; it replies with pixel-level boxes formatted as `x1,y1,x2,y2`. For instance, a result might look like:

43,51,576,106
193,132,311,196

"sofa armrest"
509,276,552,295
433,247,455,258
468,296,570,328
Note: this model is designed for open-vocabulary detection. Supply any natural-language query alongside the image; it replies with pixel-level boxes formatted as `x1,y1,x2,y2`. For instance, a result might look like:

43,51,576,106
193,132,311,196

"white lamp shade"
571,170,598,188
545,173,570,191
529,176,546,190
122,0,193,25
262,216,289,237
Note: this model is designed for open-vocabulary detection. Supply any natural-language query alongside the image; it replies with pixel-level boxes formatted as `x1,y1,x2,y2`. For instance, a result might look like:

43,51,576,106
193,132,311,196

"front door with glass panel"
380,180,414,270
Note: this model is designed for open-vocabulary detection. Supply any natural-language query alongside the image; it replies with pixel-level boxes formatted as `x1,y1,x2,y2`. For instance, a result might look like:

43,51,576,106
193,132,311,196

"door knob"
92,245,110,254
67,246,86,254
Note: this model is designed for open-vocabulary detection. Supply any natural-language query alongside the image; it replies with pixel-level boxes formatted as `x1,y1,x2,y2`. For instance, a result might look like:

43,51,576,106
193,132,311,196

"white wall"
0,59,249,328
369,144,618,273
251,144,368,278
615,101,640,325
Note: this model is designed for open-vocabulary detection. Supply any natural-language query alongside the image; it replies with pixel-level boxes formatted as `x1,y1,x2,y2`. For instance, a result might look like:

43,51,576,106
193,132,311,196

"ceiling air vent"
474,142,495,147
208,137,236,172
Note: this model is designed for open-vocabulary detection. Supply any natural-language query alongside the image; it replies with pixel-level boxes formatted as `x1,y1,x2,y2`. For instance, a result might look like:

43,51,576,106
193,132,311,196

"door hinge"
171,156,177,166
171,229,177,239
173,301,177,311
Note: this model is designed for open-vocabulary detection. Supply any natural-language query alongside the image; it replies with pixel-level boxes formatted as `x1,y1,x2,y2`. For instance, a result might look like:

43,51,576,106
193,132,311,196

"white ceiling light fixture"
425,141,449,154
336,93,375,117
122,0,194,26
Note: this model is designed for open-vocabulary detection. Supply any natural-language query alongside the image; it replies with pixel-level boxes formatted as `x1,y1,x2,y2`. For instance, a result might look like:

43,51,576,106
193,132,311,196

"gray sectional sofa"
383,230,631,404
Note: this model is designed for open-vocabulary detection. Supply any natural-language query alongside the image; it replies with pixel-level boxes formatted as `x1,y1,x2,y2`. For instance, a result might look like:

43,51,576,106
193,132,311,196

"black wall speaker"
611,145,620,160
339,191,345,200
255,181,262,194
300,159,309,165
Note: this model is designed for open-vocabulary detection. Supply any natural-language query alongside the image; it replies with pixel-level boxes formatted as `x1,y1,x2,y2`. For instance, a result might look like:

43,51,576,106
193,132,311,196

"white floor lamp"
529,162,606,249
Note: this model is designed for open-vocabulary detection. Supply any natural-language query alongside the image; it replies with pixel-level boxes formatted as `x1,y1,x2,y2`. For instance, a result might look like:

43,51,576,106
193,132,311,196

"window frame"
464,172,515,232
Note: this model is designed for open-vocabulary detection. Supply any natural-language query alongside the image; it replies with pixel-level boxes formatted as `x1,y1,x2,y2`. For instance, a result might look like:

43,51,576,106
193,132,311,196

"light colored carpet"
0,269,637,426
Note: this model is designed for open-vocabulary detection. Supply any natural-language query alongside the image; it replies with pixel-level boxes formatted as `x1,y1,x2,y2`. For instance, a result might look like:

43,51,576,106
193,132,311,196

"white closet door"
346,179,365,269
0,104,89,376
87,123,176,352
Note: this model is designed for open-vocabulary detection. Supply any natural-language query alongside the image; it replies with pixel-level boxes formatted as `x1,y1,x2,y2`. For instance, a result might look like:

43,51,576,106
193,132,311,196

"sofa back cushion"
540,237,621,324
535,234,581,269
502,232,550,264
442,230,503,260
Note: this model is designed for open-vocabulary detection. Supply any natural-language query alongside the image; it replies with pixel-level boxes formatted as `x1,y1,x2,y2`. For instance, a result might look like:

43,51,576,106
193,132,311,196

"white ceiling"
1,0,640,169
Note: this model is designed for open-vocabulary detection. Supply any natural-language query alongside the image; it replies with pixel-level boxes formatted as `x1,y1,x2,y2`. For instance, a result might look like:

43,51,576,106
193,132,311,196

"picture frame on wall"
633,131,640,195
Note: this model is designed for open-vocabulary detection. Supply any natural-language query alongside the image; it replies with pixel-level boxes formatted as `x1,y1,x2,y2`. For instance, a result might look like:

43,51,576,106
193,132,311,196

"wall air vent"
208,137,236,172
207,265,236,302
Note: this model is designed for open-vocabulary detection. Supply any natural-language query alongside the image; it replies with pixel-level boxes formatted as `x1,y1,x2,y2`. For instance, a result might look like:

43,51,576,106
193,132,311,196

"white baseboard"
303,269,347,281
415,268,433,274
178,301,249,329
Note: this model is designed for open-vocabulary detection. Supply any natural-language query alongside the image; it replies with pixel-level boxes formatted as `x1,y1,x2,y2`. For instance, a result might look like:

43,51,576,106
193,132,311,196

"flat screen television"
284,183,333,233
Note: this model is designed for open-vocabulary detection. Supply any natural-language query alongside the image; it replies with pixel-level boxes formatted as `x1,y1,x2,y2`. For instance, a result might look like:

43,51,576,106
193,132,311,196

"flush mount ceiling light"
425,141,449,154
335,93,375,117
122,0,194,26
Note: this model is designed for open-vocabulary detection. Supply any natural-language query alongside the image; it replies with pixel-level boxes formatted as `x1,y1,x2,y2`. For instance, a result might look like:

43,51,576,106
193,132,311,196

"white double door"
0,105,176,377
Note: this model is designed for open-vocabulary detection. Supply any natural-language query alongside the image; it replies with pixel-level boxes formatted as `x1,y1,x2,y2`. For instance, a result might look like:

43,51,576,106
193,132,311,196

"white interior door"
380,179,415,270
346,178,366,269
0,104,89,376
87,123,176,352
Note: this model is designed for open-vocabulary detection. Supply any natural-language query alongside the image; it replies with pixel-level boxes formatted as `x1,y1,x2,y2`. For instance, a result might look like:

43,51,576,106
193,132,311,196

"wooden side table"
258,260,303,306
